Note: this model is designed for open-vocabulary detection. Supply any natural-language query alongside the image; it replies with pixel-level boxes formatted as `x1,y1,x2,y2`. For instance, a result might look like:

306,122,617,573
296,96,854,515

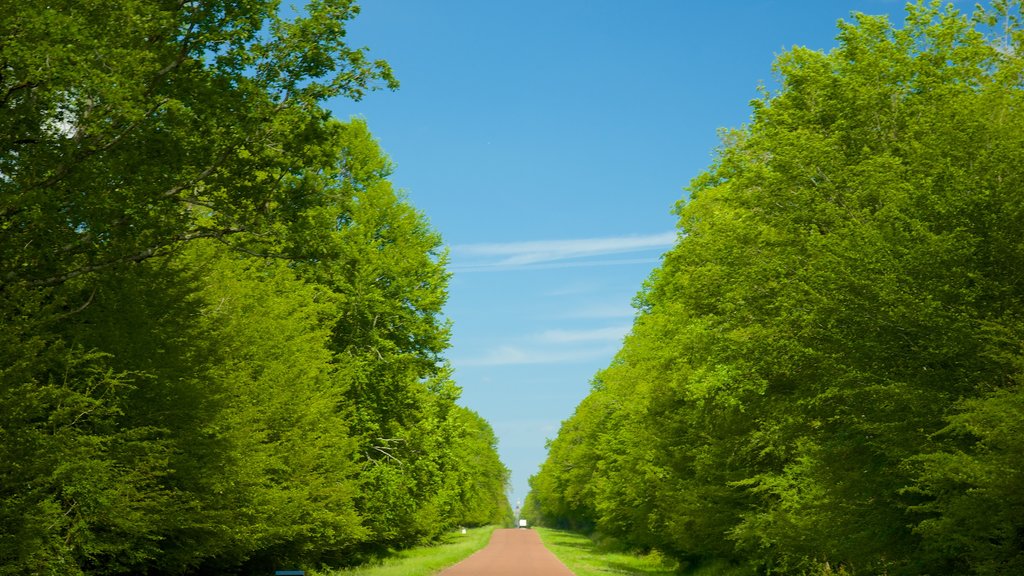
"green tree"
531,2,1024,574
1,0,395,292
0,1,516,572
528,387,609,532
278,118,463,551
911,382,1024,575
1,0,394,568
0,341,172,575
443,407,512,528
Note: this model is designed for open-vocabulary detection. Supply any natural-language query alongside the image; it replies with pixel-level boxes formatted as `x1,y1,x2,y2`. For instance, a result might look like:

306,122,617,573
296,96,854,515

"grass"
315,525,497,576
534,527,680,576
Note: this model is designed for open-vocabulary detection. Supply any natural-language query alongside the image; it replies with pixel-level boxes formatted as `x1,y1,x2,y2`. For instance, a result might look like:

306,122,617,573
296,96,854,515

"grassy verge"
316,525,497,576
534,527,679,576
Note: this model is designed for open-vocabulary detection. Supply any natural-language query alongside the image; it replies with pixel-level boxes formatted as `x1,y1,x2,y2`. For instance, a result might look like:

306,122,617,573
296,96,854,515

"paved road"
439,528,575,576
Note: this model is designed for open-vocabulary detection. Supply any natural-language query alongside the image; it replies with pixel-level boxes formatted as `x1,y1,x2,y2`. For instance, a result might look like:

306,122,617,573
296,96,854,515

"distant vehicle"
518,519,528,528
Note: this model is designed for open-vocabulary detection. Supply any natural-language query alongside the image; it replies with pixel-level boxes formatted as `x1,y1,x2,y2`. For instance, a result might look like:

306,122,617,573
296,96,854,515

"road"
438,528,575,576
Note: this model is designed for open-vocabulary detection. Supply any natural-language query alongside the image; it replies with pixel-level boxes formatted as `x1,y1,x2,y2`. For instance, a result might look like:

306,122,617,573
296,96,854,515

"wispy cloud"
456,343,620,367
451,231,676,271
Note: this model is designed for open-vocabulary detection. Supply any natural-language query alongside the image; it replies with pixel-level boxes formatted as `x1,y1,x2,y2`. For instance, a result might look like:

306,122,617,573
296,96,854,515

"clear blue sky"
326,0,960,504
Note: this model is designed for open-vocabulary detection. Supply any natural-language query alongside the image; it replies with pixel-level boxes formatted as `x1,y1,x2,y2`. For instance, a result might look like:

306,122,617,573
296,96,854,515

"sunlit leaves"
1,1,507,572
530,2,1024,574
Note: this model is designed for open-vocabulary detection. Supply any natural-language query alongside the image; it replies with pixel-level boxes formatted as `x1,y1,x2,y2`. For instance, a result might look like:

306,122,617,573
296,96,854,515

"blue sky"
326,0,956,504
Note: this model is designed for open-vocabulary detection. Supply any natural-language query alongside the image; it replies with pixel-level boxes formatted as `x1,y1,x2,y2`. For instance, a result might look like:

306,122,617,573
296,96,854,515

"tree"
1,0,397,569
1,0,396,292
1,2,514,573
446,407,512,528
528,385,610,532
531,2,1024,574
275,117,461,551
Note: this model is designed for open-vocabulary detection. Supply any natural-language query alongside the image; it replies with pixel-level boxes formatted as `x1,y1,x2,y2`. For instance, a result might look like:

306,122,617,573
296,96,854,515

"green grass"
316,525,497,576
534,528,680,576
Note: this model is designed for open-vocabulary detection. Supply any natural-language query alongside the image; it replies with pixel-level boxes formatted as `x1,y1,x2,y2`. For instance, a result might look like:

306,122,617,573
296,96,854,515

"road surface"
439,528,575,576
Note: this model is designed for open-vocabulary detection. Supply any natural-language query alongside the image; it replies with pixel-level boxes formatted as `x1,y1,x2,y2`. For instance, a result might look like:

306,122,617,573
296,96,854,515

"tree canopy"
528,2,1024,574
1,2,510,574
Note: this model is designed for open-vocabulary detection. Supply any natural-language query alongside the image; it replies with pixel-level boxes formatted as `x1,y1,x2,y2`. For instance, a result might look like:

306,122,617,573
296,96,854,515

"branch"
162,146,233,198
212,235,293,261
39,287,97,325
25,226,246,288
28,96,173,195
0,81,37,109
370,445,403,465
363,437,407,466
145,14,198,96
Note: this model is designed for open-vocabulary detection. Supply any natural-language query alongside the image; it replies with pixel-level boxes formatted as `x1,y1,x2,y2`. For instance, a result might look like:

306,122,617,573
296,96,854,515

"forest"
0,1,511,574
526,2,1024,575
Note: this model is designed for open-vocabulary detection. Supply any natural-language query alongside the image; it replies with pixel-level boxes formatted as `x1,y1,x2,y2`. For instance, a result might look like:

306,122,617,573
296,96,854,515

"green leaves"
1,1,508,572
910,383,1024,574
0,0,395,290
530,2,1024,574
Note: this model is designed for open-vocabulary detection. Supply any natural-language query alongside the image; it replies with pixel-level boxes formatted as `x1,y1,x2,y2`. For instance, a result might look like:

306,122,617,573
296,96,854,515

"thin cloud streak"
455,344,619,367
451,256,662,273
450,231,676,271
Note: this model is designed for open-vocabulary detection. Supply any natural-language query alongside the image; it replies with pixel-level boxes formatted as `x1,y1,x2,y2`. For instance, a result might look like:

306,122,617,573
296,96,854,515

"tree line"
526,2,1024,575
1,1,510,574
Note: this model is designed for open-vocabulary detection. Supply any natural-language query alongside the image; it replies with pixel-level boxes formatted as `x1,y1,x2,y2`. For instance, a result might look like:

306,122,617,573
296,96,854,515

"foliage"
0,1,509,574
529,2,1024,574
1,0,395,290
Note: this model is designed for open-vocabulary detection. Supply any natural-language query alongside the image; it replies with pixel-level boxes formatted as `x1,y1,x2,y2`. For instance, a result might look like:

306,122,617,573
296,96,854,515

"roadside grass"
534,527,680,576
315,525,496,576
